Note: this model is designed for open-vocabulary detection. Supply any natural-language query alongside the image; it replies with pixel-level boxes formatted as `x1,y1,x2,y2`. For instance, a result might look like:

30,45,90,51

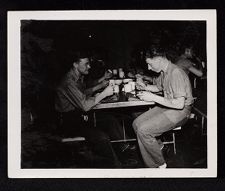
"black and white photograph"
7,10,217,178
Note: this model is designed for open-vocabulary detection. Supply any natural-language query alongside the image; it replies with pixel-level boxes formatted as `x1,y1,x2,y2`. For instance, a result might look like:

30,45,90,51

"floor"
21,118,207,169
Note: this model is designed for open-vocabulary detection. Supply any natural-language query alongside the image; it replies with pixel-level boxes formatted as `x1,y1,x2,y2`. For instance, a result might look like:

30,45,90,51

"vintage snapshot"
8,10,217,178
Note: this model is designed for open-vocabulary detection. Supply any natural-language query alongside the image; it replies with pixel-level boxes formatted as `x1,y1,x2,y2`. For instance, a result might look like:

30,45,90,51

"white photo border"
8,10,217,178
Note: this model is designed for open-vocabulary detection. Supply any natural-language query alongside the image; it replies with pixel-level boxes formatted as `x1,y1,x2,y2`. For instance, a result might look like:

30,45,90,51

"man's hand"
127,72,135,78
135,80,147,91
104,70,113,79
102,85,114,97
135,74,144,79
137,91,156,102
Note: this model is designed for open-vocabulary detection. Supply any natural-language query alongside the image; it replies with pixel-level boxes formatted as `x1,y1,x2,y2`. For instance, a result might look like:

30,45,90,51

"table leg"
122,119,126,141
93,111,96,127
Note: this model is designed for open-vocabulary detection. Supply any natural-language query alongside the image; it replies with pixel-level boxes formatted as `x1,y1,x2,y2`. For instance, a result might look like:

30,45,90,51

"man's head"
180,44,195,59
145,56,164,73
71,51,91,75
184,47,194,58
144,47,167,73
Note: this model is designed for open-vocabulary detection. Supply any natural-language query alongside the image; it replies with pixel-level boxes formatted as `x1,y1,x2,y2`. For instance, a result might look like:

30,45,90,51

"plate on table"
123,78,133,83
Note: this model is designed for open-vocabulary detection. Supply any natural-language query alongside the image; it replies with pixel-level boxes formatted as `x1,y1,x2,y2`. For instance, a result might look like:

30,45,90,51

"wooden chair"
161,112,196,155
57,112,86,144
192,106,207,136
162,126,182,155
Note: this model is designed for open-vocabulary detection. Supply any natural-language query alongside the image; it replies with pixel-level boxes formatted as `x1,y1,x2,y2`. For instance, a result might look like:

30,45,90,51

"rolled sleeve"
171,69,186,98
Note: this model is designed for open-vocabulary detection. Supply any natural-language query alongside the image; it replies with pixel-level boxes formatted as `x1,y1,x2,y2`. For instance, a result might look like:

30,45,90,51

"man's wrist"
101,90,106,97
145,85,150,91
100,76,105,82
95,91,105,104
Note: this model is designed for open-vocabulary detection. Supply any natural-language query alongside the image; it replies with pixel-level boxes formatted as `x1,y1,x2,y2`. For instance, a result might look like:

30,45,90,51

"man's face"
145,56,162,73
184,48,194,58
76,58,91,75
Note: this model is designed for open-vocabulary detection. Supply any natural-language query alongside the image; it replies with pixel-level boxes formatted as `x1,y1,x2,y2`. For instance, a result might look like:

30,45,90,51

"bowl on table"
115,79,123,85
122,78,133,84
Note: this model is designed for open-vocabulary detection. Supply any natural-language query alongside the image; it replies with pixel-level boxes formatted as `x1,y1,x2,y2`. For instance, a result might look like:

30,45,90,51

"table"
93,99,155,142
93,100,155,110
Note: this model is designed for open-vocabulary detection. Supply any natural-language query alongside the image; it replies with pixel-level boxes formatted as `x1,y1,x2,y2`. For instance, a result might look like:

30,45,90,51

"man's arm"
145,84,161,93
152,94,185,109
65,83,112,112
183,59,203,77
85,80,109,96
188,66,203,77
94,85,114,104
87,70,112,87
137,91,185,109
136,80,161,93
135,74,153,83
143,75,153,83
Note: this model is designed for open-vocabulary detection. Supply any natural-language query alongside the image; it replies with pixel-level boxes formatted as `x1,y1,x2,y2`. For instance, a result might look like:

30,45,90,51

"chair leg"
201,116,205,136
93,112,96,127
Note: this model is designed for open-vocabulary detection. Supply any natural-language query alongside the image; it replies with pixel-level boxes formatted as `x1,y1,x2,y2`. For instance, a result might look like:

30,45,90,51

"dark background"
20,20,206,119
1,0,225,191
21,20,206,67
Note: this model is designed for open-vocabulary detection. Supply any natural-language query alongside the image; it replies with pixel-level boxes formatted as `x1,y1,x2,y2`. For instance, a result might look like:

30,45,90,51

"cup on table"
113,69,118,76
124,84,132,93
113,85,119,94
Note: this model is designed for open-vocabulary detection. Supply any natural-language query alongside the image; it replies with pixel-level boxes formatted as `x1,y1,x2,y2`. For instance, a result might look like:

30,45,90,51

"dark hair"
144,45,176,63
56,50,91,80
145,45,166,59
67,50,91,63
179,44,195,55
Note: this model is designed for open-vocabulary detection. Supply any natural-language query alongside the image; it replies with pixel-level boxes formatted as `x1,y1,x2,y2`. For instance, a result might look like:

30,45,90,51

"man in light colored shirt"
133,48,194,168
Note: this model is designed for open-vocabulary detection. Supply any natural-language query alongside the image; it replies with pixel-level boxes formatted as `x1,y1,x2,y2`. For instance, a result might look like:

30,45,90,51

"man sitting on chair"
55,50,121,168
133,47,194,168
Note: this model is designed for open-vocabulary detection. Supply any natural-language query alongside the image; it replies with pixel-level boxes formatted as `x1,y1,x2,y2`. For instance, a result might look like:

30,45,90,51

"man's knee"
132,119,148,135
136,123,158,138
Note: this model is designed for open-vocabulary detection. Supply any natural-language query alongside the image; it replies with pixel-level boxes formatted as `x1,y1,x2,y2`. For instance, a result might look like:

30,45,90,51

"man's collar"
71,67,81,81
162,60,169,74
